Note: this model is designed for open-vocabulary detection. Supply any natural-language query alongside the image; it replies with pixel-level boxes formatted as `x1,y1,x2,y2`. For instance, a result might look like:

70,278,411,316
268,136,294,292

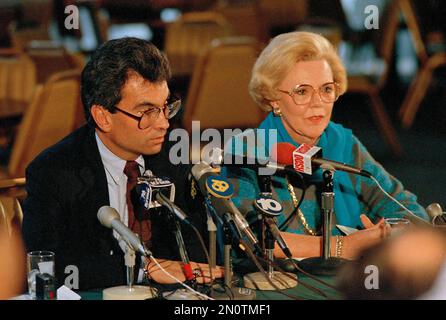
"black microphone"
137,172,190,225
97,206,152,257
191,162,261,252
254,197,292,258
155,192,191,225
273,142,372,178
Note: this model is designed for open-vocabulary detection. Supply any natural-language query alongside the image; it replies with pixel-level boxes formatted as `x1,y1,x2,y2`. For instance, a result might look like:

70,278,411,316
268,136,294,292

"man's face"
99,72,170,160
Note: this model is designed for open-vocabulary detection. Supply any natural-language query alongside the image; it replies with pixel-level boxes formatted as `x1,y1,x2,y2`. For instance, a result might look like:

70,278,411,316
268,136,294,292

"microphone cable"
149,256,214,300
369,175,431,226
279,171,307,231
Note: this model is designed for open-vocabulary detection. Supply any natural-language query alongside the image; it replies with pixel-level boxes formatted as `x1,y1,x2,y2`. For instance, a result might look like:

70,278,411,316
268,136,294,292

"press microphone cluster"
97,206,152,257
191,162,261,252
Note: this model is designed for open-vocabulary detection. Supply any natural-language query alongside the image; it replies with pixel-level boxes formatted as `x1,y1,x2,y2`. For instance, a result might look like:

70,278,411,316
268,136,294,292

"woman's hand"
342,214,391,259
146,259,224,284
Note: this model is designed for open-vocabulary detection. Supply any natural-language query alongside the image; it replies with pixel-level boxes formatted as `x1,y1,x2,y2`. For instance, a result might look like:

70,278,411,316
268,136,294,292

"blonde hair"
249,31,347,112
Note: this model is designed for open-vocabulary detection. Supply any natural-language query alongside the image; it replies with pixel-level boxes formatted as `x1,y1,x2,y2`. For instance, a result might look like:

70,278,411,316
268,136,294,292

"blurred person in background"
337,227,446,299
0,229,25,300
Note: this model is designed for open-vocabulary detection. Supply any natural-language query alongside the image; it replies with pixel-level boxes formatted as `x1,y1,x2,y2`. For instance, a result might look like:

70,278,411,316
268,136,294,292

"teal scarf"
258,112,362,229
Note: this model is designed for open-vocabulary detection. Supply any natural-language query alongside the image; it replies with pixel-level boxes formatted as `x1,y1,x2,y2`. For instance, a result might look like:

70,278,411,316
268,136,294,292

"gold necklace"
286,181,318,236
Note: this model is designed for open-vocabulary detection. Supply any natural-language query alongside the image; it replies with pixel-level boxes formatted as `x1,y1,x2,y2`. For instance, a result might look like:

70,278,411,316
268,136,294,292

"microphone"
254,197,292,258
273,142,372,178
207,147,293,175
264,218,292,258
97,206,152,257
426,203,446,225
136,172,190,224
137,170,175,210
426,203,443,220
155,192,191,225
191,162,261,252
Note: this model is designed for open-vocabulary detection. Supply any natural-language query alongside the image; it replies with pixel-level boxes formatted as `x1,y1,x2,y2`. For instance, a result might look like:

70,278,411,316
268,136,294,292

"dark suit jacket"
23,125,208,290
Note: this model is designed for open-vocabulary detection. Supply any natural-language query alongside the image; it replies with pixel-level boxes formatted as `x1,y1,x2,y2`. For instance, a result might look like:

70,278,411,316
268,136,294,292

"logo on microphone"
293,144,322,175
206,176,234,199
255,198,283,216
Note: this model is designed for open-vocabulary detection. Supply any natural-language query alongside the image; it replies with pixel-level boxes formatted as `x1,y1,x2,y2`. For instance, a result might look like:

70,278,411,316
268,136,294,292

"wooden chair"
0,195,23,236
25,42,85,84
182,36,265,133
8,69,82,178
164,11,233,78
0,54,36,105
258,0,308,34
213,1,269,43
0,178,25,235
342,0,403,156
397,0,446,128
0,54,37,158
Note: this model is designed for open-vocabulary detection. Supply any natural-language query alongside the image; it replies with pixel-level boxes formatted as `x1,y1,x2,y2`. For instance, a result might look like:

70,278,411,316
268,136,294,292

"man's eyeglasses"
277,82,339,105
114,94,181,129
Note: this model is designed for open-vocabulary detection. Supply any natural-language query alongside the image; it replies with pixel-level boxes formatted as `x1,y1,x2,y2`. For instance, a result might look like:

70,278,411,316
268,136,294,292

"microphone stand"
243,219,298,290
163,212,205,300
102,241,157,300
242,175,297,290
210,215,256,300
298,169,346,275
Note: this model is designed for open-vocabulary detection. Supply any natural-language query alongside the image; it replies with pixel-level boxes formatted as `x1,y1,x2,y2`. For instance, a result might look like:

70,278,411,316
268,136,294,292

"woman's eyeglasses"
278,82,339,105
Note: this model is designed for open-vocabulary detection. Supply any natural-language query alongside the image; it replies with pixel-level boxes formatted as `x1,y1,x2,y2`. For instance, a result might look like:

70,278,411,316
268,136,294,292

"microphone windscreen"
271,142,296,165
97,206,120,228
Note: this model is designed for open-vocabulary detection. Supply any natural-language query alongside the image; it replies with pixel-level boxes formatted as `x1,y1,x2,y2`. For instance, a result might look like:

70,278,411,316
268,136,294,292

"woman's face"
273,59,336,145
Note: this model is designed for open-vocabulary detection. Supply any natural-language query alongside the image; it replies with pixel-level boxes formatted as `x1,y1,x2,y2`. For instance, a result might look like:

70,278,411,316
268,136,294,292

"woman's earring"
273,108,282,117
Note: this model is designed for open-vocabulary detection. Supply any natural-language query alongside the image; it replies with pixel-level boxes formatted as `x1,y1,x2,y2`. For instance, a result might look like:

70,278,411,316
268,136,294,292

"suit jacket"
23,125,208,290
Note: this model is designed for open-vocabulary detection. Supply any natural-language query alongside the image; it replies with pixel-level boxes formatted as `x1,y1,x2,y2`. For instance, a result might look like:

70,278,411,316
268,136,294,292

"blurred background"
0,0,445,212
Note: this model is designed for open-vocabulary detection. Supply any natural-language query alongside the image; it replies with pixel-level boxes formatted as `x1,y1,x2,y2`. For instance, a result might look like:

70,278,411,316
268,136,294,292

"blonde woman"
223,32,428,260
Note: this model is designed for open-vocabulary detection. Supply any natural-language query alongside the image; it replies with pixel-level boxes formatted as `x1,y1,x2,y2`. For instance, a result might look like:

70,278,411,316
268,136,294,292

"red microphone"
272,142,372,178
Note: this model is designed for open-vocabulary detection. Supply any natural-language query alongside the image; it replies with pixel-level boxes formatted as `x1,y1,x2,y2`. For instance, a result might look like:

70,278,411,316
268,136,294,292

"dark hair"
81,37,171,125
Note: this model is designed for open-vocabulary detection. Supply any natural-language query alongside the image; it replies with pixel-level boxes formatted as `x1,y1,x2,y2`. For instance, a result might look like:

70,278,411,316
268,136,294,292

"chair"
25,41,85,84
0,54,36,158
0,178,25,236
7,69,82,178
0,54,36,105
397,0,446,128
213,1,269,43
258,0,308,34
342,0,403,156
164,11,233,78
182,36,265,133
7,0,53,52
0,196,23,236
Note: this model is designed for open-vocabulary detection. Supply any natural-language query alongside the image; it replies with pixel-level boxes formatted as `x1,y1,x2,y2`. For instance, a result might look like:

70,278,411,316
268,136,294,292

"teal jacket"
222,112,428,235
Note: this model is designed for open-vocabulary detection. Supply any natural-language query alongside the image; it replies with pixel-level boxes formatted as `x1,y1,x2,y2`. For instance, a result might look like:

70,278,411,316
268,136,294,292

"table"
79,272,341,300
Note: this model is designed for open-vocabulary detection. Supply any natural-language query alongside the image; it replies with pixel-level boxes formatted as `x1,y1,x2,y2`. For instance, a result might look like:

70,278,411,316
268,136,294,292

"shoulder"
326,121,353,140
26,125,95,175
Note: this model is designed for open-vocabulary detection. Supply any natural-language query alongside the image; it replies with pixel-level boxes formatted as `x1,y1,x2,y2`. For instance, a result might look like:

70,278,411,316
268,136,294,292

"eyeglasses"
278,82,339,105
114,94,181,129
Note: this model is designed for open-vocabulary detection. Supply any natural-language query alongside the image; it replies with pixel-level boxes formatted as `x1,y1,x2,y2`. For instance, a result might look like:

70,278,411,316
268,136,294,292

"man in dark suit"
22,37,222,290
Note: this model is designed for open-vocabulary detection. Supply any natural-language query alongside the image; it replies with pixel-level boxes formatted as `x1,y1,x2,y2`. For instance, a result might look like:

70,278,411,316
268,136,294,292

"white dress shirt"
95,132,145,229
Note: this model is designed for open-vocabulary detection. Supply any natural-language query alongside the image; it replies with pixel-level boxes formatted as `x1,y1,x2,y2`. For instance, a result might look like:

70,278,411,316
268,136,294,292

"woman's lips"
306,115,324,124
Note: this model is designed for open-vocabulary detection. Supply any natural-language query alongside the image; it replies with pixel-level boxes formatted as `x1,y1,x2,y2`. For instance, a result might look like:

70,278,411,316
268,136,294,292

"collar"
95,132,145,185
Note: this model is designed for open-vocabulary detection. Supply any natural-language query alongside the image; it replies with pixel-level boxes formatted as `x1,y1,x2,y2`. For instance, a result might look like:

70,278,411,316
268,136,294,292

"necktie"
124,161,151,247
